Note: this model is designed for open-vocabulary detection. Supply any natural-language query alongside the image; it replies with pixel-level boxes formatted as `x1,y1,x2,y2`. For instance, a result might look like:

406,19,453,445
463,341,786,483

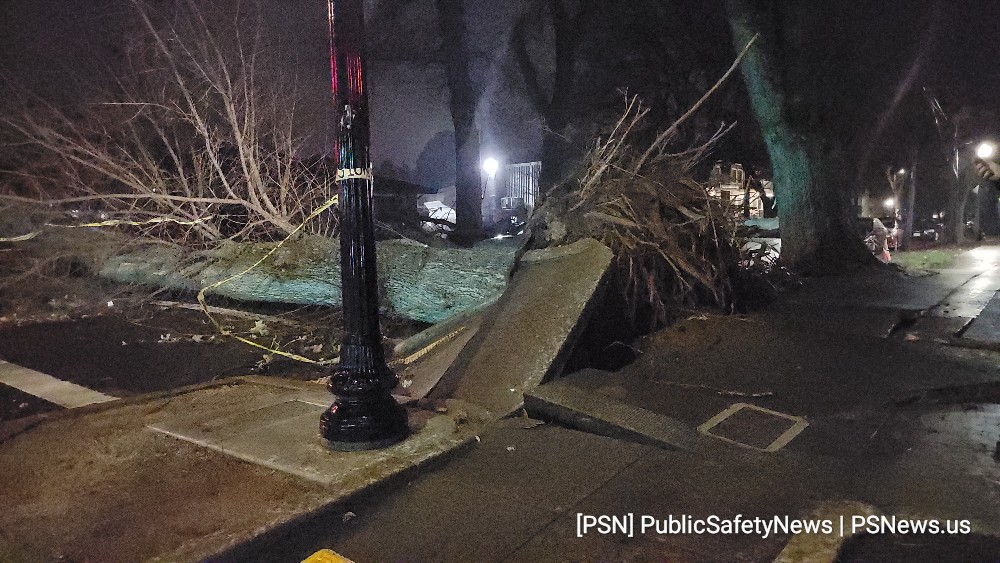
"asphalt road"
0,306,331,429
0,382,58,422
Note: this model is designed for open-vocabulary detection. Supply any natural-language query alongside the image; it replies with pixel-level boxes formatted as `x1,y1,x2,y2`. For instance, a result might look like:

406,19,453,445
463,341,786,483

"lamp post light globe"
884,197,895,209
976,142,996,160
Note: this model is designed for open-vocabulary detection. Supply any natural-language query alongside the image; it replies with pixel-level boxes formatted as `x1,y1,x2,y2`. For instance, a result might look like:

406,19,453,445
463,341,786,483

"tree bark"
435,0,483,243
725,0,871,272
98,237,519,323
942,166,975,244
901,156,917,250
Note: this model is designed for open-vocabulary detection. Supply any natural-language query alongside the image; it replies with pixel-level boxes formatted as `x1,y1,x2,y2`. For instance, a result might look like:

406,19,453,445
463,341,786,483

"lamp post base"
320,392,409,452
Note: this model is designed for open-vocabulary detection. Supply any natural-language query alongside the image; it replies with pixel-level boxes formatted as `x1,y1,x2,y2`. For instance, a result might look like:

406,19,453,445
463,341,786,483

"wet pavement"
0,313,270,397
228,249,1000,562
837,532,1000,562
6,245,1000,561
0,382,58,422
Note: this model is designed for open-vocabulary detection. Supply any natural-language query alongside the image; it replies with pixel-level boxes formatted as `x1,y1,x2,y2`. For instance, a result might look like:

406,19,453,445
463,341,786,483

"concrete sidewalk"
232,248,1000,562
0,377,482,562
0,238,614,562
4,245,1000,562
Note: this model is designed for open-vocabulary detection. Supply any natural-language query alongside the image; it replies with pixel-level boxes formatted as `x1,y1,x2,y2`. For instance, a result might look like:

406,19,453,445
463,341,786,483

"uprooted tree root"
527,37,783,331
530,96,742,329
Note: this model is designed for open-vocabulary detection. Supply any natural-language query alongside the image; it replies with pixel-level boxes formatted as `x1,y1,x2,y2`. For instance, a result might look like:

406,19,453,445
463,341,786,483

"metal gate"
500,161,541,216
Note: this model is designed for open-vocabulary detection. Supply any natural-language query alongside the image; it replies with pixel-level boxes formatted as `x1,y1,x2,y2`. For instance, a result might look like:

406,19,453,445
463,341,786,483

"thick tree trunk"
98,237,518,323
942,170,974,244
900,159,917,251
982,184,1000,236
726,0,871,273
512,0,594,192
537,1,578,190
436,0,482,243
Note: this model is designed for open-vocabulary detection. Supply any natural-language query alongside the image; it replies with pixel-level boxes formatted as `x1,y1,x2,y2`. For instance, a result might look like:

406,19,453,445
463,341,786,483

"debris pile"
530,96,740,328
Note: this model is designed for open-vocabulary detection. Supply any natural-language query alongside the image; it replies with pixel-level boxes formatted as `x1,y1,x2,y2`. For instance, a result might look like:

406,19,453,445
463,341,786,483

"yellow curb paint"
302,548,354,563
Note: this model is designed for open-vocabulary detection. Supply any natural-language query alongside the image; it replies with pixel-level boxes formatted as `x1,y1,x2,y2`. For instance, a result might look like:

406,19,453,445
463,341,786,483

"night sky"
4,0,1000,208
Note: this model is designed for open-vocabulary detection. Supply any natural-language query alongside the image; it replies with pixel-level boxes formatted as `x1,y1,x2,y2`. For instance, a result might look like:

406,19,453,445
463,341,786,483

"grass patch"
893,249,956,270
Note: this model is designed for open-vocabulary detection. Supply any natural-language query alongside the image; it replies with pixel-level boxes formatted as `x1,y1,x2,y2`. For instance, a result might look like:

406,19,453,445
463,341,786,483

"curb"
190,426,481,562
0,375,255,444
772,500,880,563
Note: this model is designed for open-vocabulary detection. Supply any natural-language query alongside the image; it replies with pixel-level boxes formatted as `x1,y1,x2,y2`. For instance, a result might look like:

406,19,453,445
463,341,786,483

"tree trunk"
982,184,1000,236
512,0,594,192
98,237,519,324
726,0,871,272
942,169,974,244
436,0,482,243
901,156,917,251
536,0,579,190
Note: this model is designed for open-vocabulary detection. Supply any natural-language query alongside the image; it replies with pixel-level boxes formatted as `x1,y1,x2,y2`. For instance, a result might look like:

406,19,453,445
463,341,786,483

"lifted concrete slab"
960,290,1000,345
524,378,726,454
392,309,487,401
430,238,613,417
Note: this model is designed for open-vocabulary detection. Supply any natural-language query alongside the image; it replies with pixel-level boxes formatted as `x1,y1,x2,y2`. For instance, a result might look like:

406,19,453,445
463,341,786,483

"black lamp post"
320,0,409,451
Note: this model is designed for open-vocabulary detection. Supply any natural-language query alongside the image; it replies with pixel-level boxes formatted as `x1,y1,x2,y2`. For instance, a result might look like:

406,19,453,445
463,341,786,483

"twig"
149,300,302,327
633,34,758,172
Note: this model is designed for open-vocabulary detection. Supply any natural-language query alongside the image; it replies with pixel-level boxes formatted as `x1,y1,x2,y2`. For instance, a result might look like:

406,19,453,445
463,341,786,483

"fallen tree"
527,37,789,329
98,235,519,323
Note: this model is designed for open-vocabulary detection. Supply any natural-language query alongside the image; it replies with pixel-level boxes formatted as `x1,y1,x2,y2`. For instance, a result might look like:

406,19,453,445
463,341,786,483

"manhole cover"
698,402,807,452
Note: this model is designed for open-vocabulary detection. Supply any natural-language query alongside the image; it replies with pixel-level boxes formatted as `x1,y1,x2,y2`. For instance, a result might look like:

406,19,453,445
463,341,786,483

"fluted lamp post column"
320,0,409,451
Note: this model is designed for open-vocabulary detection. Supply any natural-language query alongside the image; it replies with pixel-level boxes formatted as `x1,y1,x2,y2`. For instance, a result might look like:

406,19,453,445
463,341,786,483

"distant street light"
482,157,500,177
320,0,409,451
884,197,896,209
897,168,906,175
977,142,996,160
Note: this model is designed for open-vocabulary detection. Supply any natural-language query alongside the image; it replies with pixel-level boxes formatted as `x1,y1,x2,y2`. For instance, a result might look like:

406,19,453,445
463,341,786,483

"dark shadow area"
0,313,273,396
836,531,1000,563
0,383,59,422
560,274,641,374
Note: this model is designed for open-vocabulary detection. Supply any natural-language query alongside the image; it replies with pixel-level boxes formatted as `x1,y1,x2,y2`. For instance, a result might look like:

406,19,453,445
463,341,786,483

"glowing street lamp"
977,142,996,160
482,157,499,177
884,197,896,209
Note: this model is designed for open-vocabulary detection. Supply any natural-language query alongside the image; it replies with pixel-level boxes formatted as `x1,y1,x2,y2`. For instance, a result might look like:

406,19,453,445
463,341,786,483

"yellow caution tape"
0,231,41,242
196,194,339,365
46,215,216,228
391,326,467,367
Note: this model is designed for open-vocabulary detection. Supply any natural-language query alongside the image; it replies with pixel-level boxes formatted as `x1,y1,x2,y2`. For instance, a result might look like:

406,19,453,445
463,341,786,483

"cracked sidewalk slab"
524,378,731,455
429,238,614,417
